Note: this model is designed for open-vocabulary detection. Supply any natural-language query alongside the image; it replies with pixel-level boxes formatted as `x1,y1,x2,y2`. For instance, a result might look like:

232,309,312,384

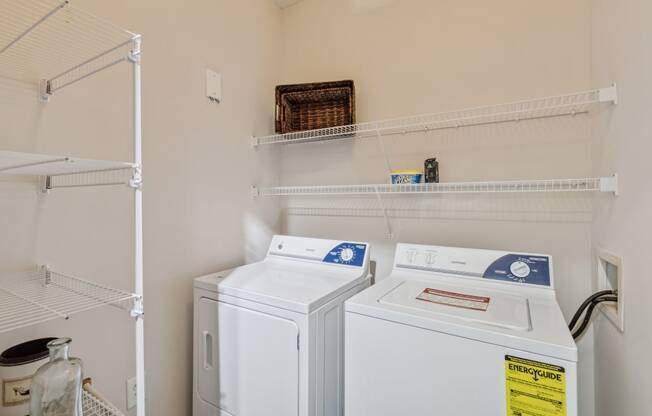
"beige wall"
591,0,652,415
279,0,596,414
5,1,648,415
0,1,282,415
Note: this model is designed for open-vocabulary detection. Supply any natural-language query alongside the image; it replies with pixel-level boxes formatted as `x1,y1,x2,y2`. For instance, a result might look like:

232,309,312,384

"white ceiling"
273,0,304,9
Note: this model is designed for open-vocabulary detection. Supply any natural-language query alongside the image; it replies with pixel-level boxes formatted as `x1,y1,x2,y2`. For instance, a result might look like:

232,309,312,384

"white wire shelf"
254,176,619,197
83,383,126,416
0,150,135,188
0,0,140,96
253,85,618,146
0,268,138,334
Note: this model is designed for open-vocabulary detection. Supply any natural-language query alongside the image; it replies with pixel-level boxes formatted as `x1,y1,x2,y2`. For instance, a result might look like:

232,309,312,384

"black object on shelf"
424,158,439,183
0,338,57,366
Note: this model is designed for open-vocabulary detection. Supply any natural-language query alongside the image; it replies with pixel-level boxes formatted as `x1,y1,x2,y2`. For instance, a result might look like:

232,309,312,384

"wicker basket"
275,80,355,134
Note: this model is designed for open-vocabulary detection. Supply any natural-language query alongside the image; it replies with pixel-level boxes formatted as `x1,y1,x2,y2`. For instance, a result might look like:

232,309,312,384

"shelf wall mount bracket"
130,296,144,319
42,176,52,194
600,174,619,196
129,165,143,190
128,36,142,64
39,80,52,102
251,185,260,199
599,83,618,105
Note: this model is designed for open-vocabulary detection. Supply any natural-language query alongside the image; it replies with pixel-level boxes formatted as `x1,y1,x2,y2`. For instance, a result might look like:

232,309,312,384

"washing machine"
193,235,371,416
345,243,577,416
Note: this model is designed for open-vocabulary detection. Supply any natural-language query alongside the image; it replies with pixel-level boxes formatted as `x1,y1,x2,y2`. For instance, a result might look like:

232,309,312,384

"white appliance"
345,243,577,416
193,269,232,416
193,235,371,416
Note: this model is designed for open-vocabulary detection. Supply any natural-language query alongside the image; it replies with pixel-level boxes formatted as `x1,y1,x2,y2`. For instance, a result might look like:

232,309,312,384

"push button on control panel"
406,250,418,264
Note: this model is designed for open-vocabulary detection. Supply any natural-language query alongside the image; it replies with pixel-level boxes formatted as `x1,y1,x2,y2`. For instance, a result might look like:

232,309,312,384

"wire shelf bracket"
252,85,619,146
254,176,619,197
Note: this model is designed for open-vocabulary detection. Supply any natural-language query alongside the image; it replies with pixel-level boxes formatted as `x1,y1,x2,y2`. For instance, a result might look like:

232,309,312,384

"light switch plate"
596,248,624,331
206,69,221,103
126,376,137,410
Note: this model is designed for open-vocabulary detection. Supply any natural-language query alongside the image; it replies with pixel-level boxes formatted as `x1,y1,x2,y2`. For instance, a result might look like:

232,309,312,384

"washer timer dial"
510,261,531,279
340,248,355,262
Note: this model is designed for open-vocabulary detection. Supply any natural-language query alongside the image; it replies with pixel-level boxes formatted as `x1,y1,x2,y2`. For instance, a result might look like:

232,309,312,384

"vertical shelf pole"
130,35,145,416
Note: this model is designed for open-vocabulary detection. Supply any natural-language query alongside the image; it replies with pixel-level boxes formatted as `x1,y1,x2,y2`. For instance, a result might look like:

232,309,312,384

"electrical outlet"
596,248,624,332
126,376,137,410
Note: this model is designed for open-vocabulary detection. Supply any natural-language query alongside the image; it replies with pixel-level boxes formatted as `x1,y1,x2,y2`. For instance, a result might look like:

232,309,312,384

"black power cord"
568,290,616,330
568,290,618,340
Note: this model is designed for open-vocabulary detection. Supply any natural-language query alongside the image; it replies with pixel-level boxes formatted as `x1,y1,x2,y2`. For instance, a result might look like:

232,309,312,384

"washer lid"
346,276,577,362
379,280,531,331
218,259,369,313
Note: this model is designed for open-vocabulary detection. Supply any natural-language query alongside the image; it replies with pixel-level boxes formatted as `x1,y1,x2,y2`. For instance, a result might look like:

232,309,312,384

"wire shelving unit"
1,1,144,415
252,85,618,146
254,176,619,197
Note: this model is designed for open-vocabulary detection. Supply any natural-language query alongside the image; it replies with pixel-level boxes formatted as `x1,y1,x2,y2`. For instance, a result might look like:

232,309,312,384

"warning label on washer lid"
416,288,490,311
505,355,566,416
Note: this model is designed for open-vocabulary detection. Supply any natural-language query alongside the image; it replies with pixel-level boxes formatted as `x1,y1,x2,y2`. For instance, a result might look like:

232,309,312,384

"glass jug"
30,338,83,416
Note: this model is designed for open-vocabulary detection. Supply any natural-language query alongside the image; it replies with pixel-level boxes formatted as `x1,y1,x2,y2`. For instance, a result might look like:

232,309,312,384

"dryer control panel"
268,235,369,268
322,243,368,267
394,244,553,288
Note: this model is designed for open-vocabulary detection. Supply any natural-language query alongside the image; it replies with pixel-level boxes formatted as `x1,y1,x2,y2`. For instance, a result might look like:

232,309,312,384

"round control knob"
340,248,355,262
510,261,531,279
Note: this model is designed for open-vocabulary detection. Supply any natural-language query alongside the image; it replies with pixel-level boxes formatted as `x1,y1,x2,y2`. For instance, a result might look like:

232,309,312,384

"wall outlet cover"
206,69,222,103
596,247,624,332
126,376,137,410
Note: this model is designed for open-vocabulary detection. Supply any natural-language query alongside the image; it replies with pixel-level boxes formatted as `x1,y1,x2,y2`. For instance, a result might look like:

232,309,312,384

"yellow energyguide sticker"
505,355,566,416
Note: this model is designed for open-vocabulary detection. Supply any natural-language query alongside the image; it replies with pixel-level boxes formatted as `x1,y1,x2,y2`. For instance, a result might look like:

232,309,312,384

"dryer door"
197,297,220,409
218,301,300,416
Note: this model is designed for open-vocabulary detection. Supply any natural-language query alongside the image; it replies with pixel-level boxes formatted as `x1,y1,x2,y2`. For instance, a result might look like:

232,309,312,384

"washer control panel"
394,244,553,288
482,254,551,286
